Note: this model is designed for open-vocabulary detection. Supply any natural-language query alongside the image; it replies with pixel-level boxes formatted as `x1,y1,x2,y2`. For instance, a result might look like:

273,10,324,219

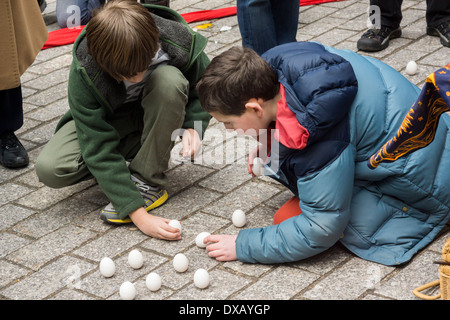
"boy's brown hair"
196,46,279,116
86,0,159,81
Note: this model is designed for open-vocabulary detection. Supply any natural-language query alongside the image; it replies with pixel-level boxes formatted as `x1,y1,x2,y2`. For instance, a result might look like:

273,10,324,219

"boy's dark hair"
196,46,279,116
86,0,159,81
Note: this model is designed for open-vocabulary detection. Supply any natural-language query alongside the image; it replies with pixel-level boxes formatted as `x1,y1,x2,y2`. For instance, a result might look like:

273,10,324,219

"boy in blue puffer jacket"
196,43,450,266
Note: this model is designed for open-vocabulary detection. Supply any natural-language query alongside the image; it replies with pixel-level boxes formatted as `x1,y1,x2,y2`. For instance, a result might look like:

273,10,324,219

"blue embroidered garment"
368,64,450,169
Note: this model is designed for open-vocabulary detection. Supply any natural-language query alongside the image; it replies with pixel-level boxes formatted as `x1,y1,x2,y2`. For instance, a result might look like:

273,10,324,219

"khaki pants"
36,65,188,189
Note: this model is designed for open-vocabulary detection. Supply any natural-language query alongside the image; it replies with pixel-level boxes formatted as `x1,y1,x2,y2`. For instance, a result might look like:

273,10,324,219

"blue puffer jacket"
235,42,450,266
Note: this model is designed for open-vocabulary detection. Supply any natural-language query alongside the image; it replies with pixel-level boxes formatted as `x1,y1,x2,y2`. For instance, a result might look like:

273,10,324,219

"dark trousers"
370,0,450,29
237,0,300,55
0,86,23,136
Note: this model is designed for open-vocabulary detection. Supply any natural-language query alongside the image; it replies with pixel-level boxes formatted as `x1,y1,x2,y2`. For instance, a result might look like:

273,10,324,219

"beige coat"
0,0,48,90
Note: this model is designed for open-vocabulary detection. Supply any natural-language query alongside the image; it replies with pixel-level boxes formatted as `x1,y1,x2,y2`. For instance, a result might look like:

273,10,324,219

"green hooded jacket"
55,5,211,219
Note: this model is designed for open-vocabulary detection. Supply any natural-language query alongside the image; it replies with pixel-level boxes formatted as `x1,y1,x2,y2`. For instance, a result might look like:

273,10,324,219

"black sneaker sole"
357,28,402,52
426,26,450,48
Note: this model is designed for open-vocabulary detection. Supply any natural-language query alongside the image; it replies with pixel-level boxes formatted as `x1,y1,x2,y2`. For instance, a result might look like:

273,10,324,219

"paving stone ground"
1,0,449,303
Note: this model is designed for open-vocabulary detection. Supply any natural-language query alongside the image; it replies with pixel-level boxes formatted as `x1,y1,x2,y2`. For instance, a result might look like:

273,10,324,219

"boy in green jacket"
35,0,211,240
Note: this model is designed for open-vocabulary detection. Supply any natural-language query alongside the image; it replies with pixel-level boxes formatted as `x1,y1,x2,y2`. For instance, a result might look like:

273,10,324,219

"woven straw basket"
413,238,450,300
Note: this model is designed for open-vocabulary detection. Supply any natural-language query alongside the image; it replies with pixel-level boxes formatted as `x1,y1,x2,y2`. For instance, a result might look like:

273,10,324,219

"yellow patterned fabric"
368,64,450,169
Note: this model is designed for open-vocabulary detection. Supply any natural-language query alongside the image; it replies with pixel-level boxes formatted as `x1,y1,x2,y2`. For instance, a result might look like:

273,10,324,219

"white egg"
194,268,210,289
128,249,144,269
146,272,162,292
173,253,189,272
169,219,182,232
195,232,211,248
99,257,115,278
406,61,418,75
119,281,136,300
232,209,247,228
252,157,265,176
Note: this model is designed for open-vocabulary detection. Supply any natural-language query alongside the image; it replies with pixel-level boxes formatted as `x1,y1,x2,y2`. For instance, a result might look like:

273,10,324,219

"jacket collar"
274,84,310,150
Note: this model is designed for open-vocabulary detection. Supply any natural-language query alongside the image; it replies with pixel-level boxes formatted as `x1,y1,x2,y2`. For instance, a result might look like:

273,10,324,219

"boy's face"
122,70,146,83
210,108,269,138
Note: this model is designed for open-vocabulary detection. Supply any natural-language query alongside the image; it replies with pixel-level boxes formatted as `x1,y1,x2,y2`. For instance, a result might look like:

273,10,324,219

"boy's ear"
244,98,264,117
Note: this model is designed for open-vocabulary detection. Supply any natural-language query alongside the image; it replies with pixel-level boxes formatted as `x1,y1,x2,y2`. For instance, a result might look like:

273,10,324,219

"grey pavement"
1,0,449,301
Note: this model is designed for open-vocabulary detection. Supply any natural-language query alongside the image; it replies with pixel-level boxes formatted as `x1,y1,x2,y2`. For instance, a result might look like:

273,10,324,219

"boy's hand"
129,207,181,240
247,146,267,176
182,128,201,159
248,147,257,176
204,234,238,261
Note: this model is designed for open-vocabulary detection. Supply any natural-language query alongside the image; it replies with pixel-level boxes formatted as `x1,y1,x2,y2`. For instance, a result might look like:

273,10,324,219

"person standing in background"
55,0,170,29
0,0,48,169
357,0,450,52
56,0,105,28
236,0,300,55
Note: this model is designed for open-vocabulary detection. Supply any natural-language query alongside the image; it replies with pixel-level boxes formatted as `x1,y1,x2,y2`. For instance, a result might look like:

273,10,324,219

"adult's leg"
370,0,403,29
271,0,299,46
425,0,450,47
0,86,23,135
56,0,104,28
236,0,277,55
127,65,188,188
426,0,450,28
0,86,28,168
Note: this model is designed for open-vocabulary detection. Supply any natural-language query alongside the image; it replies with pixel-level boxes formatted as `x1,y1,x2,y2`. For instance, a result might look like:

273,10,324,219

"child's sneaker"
100,175,168,225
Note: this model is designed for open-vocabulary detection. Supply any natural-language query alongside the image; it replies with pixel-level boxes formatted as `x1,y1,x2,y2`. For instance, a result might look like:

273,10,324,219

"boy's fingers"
183,142,197,159
205,242,222,252
248,165,256,177
182,139,191,157
215,255,229,261
166,225,181,233
207,248,222,258
159,229,181,240
160,220,180,233
204,235,221,243
182,129,201,159
159,223,181,239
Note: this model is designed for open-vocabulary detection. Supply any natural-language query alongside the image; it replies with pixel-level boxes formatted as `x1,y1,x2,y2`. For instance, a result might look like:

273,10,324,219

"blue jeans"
56,0,104,28
237,0,300,55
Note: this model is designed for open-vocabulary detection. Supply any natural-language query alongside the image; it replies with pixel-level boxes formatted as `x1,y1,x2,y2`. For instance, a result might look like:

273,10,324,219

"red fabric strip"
182,6,236,24
42,26,85,49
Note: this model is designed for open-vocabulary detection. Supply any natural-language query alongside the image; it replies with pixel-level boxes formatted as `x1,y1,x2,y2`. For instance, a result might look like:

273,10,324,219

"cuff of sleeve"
235,228,261,263
117,198,146,220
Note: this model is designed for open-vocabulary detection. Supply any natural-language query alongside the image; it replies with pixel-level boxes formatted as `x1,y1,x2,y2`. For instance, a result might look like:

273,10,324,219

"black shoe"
427,22,450,48
0,132,29,169
357,26,402,52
